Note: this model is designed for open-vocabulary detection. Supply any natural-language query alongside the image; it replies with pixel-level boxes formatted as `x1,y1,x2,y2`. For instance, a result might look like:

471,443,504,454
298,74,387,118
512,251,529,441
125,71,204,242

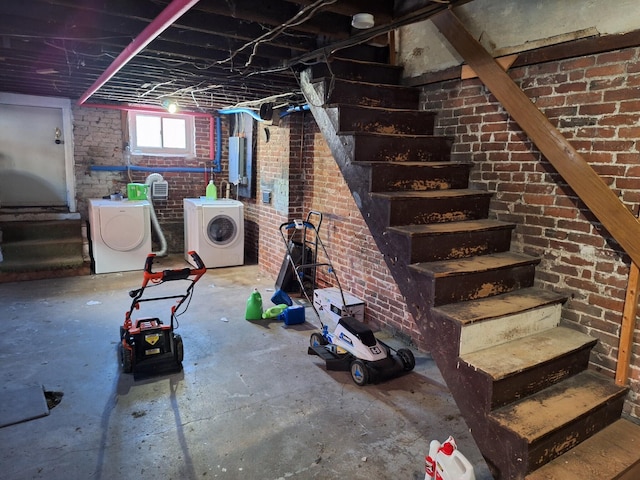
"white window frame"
128,110,195,157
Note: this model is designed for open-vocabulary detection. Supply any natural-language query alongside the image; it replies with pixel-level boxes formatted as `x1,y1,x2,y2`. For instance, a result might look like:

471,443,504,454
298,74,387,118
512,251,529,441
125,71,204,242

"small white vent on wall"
151,180,169,200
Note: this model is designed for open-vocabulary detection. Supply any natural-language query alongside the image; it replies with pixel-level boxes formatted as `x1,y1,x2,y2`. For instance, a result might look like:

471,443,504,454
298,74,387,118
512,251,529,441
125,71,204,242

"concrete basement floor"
0,255,492,480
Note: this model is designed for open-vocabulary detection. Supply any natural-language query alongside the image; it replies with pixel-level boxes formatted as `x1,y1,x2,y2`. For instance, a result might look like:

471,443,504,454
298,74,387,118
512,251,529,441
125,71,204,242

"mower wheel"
350,359,369,386
120,342,133,373
398,348,415,371
174,334,184,365
310,332,328,347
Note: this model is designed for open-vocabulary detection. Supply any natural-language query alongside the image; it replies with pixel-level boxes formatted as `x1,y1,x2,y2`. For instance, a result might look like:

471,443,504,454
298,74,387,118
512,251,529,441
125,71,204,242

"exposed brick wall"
420,46,640,418
256,113,420,348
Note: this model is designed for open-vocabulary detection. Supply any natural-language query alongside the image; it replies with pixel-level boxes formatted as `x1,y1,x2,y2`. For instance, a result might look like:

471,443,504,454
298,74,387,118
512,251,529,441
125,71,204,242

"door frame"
0,92,76,212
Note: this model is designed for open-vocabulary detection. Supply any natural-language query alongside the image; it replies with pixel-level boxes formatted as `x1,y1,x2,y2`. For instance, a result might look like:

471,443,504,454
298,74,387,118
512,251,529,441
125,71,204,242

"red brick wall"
420,46,640,418
256,113,419,347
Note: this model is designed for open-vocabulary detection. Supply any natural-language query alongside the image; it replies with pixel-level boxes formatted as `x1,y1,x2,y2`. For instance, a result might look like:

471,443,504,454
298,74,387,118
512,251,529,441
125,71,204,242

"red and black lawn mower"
119,251,206,374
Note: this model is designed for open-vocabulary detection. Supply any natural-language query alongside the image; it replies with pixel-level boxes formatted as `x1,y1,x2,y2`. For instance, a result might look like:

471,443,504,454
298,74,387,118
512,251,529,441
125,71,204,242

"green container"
205,180,217,199
245,288,263,321
127,183,148,200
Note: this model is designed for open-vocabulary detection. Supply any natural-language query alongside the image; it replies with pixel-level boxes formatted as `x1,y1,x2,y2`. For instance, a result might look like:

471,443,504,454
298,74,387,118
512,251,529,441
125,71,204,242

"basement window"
128,111,195,157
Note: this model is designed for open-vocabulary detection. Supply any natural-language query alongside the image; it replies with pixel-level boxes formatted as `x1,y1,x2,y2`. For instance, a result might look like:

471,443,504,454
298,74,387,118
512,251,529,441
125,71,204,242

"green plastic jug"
262,304,288,319
245,288,263,321
205,180,217,199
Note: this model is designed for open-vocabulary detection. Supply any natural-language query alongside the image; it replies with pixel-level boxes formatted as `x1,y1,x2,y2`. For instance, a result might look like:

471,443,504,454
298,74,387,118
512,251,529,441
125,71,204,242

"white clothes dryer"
88,199,152,274
183,198,244,268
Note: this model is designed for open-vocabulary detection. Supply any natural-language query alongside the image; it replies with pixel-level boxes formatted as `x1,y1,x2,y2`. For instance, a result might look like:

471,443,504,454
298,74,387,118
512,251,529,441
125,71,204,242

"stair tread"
3,236,83,246
411,251,540,277
330,57,403,70
340,131,448,139
525,418,640,480
327,104,429,114
360,161,472,167
0,218,81,226
371,188,493,200
461,326,596,380
432,287,567,325
312,76,417,92
389,219,514,236
491,370,627,442
0,254,86,272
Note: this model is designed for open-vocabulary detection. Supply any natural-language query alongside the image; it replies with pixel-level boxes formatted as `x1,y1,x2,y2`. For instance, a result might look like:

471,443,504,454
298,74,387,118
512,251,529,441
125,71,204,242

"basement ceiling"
0,0,465,113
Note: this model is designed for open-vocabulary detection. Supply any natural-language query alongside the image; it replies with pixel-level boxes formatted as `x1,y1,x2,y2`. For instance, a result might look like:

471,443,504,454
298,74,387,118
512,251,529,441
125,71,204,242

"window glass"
135,115,162,148
162,117,187,149
129,111,194,157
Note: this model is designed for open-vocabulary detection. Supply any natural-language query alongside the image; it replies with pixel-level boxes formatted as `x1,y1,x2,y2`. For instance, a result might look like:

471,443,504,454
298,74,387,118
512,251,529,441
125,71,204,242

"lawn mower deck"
308,315,415,386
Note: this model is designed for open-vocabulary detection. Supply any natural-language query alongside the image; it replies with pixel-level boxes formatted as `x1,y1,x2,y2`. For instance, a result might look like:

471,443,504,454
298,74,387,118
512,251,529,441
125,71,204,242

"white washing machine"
183,198,244,268
88,199,152,274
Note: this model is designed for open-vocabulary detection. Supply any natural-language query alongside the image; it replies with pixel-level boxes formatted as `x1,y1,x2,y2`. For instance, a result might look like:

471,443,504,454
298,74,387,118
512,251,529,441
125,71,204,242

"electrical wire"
218,0,338,68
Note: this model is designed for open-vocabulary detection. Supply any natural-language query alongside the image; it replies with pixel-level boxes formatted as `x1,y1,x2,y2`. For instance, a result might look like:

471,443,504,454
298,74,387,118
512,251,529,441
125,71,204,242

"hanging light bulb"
162,98,179,113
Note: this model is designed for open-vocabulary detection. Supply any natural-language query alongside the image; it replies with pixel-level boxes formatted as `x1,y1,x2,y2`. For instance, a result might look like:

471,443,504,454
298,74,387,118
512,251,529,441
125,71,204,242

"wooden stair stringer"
300,69,433,330
300,64,639,480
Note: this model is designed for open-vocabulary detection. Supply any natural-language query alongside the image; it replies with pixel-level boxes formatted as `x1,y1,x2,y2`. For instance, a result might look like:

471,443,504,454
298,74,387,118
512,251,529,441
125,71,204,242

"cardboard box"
313,287,365,325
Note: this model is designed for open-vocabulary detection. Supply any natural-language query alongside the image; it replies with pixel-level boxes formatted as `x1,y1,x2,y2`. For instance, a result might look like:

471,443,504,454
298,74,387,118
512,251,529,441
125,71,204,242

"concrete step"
410,251,540,307
0,218,87,282
371,189,493,227
1,237,83,263
387,219,515,263
0,219,82,241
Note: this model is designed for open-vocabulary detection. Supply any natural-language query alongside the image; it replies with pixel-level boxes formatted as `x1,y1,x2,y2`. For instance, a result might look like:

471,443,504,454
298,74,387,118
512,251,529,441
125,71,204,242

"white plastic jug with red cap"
425,436,475,480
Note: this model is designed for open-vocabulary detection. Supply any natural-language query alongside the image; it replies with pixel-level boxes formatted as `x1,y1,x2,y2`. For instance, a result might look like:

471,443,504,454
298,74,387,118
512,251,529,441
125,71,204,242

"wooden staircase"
0,209,90,283
300,51,640,479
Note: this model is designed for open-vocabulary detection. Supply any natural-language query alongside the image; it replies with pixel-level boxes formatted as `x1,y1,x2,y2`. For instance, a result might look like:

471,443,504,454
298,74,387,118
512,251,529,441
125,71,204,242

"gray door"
0,103,67,207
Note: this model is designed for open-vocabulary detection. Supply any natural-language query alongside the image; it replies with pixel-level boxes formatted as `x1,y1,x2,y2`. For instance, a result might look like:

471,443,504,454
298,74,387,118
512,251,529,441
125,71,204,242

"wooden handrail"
431,9,640,268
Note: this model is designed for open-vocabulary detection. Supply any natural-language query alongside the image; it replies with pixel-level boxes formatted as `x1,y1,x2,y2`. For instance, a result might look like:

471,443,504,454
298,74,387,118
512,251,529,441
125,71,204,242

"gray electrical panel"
228,136,246,186
228,112,254,198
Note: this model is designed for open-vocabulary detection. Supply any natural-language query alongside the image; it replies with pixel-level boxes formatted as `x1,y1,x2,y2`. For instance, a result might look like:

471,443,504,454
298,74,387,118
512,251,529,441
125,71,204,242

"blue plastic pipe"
90,165,208,173
218,108,264,122
280,104,310,118
212,116,222,173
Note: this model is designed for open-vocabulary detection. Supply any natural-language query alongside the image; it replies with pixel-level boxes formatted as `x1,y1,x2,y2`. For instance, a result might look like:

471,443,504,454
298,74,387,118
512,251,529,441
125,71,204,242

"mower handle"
280,220,316,232
142,252,207,284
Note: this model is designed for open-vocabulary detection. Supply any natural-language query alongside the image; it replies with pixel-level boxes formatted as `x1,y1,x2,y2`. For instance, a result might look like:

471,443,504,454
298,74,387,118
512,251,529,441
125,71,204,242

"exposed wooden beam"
431,9,640,268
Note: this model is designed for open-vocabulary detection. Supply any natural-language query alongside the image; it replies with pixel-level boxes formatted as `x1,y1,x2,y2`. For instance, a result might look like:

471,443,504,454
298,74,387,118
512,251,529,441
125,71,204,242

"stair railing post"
616,207,640,386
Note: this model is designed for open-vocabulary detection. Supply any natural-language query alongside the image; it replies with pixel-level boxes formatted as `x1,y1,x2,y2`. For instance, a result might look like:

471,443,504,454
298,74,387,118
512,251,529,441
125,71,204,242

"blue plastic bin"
279,305,305,325
271,289,293,306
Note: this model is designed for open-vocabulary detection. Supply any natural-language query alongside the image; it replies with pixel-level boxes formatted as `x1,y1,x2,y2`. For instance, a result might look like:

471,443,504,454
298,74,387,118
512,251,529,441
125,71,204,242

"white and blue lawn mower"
279,217,416,386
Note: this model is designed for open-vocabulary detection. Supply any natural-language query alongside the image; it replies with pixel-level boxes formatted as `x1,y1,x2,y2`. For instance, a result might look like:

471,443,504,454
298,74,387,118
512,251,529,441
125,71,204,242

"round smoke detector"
352,13,374,29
